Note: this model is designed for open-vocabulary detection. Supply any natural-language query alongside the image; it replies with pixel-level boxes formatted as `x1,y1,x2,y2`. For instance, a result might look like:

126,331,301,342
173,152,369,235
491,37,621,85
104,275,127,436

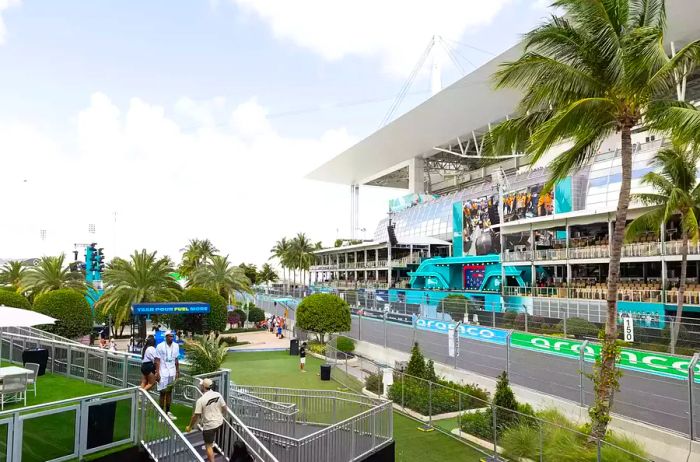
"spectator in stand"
299,342,307,372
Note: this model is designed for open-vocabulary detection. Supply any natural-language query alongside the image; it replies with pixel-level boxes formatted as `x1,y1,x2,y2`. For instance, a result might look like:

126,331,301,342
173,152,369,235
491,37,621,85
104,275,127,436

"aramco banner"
415,317,508,345
510,331,700,381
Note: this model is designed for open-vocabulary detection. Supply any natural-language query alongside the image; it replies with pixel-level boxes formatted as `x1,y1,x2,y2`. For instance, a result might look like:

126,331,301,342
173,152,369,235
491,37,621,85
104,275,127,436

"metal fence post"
401,372,405,409
383,312,387,349
524,311,528,332
492,402,498,456
428,381,433,428
538,421,543,462
102,350,108,386
492,309,496,327
563,306,568,337
688,353,700,439
579,340,589,407
122,355,128,387
84,348,89,382
506,330,513,377
67,344,72,377
596,438,602,462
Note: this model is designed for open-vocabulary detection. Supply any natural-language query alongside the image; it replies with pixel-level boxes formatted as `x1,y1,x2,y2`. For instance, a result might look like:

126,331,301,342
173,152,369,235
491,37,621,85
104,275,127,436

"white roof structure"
306,0,700,190
313,236,450,255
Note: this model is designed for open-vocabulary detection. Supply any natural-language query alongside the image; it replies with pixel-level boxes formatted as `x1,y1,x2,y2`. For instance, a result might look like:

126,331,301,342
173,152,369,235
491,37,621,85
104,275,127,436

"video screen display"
463,195,500,256
463,264,486,290
502,184,553,223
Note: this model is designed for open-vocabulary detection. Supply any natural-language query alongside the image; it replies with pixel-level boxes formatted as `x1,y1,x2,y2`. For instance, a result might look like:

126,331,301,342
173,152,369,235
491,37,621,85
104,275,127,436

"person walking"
186,378,226,462
140,335,157,391
299,341,307,372
154,330,180,420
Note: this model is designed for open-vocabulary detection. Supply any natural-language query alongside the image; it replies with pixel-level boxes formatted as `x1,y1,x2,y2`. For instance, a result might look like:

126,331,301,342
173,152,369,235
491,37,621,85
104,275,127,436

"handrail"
187,383,279,462
138,388,205,462
0,386,140,417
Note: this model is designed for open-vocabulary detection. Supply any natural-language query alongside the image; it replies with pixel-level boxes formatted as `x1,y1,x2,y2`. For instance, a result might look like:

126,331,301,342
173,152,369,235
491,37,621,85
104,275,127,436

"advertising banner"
132,302,210,315
452,202,464,257
463,195,500,256
415,317,507,345
510,332,700,381
503,184,553,223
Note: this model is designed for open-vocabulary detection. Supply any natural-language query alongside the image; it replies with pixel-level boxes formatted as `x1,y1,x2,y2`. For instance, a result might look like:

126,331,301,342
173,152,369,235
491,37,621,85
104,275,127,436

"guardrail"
229,385,393,462
0,326,84,345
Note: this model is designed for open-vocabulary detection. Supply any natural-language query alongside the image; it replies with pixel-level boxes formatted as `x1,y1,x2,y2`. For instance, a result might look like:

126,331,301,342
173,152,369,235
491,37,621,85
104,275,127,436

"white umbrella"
0,305,56,327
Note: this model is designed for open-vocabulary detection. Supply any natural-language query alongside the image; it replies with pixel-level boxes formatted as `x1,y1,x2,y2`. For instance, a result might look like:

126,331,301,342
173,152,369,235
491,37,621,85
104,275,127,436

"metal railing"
0,325,84,345
228,385,393,462
328,350,652,462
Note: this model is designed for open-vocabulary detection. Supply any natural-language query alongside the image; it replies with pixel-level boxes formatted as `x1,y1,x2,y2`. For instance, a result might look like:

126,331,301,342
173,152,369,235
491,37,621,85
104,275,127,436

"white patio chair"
24,363,40,397
0,373,27,410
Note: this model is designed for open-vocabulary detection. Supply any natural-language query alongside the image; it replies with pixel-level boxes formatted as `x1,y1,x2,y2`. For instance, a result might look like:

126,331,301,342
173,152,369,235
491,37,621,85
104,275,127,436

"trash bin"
289,338,299,356
22,348,49,376
320,364,331,381
86,400,117,449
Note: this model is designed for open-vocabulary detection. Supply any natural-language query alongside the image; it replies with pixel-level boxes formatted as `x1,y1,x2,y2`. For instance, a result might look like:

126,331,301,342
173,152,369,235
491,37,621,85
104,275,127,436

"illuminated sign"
131,302,210,315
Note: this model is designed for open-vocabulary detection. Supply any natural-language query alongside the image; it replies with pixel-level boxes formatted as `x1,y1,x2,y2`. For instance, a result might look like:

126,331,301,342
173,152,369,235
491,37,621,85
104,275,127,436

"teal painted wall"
452,202,463,257
555,177,573,213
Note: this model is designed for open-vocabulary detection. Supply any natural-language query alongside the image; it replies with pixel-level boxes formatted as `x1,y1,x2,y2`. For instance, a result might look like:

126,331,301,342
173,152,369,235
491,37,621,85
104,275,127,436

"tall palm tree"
270,238,292,289
21,254,85,296
0,260,26,292
291,233,314,287
179,238,219,277
257,263,279,285
626,143,700,353
488,0,700,438
190,255,252,302
97,250,181,328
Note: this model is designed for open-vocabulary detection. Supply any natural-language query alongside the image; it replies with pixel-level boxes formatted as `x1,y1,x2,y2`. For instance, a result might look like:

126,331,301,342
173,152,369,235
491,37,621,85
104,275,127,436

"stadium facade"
306,0,700,327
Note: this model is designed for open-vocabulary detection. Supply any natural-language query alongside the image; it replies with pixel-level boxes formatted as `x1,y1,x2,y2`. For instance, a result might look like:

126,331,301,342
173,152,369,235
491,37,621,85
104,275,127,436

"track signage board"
415,317,507,345
132,302,210,315
510,332,700,381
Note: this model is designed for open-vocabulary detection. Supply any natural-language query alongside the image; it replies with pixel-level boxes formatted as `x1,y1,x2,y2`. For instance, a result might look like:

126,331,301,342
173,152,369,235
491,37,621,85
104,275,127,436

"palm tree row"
269,233,321,287
490,0,700,439
0,254,86,298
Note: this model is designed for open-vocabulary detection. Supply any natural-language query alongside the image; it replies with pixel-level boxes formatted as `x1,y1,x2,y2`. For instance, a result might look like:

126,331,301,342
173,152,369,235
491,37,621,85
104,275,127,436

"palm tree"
291,233,314,287
257,263,279,285
626,143,700,353
190,255,252,302
0,260,26,292
488,0,700,438
21,254,85,296
270,238,292,289
97,250,181,328
179,238,219,277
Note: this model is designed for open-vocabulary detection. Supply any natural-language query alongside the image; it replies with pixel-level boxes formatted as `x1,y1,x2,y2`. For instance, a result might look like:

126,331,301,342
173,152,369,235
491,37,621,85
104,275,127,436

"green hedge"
297,293,351,341
364,372,383,395
33,289,92,339
169,288,227,333
248,306,265,324
0,290,31,310
336,336,355,353
557,317,599,338
388,377,489,415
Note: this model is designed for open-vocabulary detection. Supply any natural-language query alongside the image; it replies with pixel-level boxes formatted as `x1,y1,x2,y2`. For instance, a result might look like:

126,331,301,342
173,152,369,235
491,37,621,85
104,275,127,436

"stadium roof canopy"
306,0,700,189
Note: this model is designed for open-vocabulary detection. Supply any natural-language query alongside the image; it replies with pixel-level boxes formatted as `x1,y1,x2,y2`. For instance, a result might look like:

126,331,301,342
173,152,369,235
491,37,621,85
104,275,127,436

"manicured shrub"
364,372,383,394
33,289,92,339
335,335,355,353
169,288,227,333
307,341,326,356
296,293,351,342
247,306,266,324
0,290,31,310
406,342,426,378
233,309,247,325
557,317,599,338
389,376,489,416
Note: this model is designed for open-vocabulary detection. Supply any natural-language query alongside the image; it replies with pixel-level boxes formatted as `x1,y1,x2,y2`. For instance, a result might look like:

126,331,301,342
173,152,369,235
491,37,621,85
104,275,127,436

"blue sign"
132,302,210,315
415,317,508,345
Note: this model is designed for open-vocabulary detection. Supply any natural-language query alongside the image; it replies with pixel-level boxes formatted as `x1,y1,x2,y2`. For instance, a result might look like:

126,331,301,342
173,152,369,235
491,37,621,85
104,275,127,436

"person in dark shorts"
299,342,307,372
186,378,226,462
140,335,157,391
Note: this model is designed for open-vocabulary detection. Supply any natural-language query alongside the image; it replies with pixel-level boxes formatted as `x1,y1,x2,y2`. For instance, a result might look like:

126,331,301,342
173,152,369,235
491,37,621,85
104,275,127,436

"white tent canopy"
0,305,56,328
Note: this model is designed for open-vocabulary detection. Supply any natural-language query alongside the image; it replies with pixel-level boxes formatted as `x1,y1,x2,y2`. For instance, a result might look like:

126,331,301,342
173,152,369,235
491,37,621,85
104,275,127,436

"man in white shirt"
154,330,180,420
186,378,226,462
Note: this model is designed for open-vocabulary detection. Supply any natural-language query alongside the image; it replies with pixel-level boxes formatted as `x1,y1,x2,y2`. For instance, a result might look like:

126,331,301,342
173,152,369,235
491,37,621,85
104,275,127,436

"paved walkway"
226,331,291,351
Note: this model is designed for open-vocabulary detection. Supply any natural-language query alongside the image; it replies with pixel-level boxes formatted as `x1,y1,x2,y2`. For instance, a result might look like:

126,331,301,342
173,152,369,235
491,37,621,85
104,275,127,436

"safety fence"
227,385,393,462
255,288,700,441
0,386,204,462
326,344,652,462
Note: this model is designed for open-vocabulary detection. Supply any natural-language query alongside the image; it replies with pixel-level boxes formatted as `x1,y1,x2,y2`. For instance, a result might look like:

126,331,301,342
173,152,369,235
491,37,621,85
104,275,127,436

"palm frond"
625,206,665,242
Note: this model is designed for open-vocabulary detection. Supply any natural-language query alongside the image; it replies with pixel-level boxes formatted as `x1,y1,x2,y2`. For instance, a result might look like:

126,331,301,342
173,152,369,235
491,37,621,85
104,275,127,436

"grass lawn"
224,350,486,462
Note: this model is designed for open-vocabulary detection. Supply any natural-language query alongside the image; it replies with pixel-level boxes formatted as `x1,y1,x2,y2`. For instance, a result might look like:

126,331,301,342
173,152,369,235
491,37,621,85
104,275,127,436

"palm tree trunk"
590,125,633,440
671,229,688,354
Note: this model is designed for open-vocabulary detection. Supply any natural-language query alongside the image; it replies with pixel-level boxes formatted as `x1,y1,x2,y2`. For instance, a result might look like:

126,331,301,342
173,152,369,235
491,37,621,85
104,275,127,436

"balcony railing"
503,240,697,262
504,286,665,303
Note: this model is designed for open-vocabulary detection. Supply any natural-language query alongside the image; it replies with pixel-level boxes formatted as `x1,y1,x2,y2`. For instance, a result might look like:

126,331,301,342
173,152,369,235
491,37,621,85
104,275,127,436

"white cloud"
231,0,510,76
0,93,399,266
0,0,20,45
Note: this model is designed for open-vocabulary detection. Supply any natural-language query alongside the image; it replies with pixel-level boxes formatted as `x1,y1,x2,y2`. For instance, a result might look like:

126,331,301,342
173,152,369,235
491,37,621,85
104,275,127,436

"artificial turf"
224,350,486,462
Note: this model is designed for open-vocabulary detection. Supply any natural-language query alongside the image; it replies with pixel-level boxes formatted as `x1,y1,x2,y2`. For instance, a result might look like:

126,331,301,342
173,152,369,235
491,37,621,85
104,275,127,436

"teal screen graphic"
452,202,464,257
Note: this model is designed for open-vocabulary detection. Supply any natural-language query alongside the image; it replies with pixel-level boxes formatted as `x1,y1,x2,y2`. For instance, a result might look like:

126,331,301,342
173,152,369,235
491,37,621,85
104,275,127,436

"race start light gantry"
131,302,211,315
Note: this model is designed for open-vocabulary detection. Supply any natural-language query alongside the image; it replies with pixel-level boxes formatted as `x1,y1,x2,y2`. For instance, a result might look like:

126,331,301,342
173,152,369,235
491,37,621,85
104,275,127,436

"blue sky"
0,0,548,266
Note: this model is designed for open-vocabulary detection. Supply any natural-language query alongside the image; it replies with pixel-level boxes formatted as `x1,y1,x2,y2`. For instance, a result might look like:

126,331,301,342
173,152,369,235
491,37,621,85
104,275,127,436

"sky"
0,0,549,267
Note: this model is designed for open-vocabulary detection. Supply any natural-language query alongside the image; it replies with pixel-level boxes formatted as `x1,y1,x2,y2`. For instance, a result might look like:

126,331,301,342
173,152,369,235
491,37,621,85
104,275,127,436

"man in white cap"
154,330,180,420
186,378,227,462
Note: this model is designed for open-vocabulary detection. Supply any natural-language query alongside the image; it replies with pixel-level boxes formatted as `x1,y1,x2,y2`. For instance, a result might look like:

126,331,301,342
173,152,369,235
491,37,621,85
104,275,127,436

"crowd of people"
267,314,286,338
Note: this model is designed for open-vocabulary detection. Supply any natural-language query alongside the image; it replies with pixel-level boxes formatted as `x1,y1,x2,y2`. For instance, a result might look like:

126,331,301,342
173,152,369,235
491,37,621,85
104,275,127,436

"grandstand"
307,0,700,324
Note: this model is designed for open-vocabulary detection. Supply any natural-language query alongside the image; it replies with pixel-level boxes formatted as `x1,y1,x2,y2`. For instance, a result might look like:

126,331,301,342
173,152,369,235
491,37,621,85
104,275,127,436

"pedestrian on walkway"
186,378,226,462
154,330,180,420
299,341,307,372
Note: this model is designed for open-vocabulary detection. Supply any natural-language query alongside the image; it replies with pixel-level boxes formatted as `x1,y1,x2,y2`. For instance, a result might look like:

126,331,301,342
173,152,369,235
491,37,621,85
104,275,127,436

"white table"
0,366,32,379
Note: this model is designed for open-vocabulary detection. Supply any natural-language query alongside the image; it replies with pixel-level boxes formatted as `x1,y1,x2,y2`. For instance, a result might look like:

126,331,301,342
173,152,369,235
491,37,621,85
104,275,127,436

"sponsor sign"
132,302,210,315
510,332,700,381
415,317,507,345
